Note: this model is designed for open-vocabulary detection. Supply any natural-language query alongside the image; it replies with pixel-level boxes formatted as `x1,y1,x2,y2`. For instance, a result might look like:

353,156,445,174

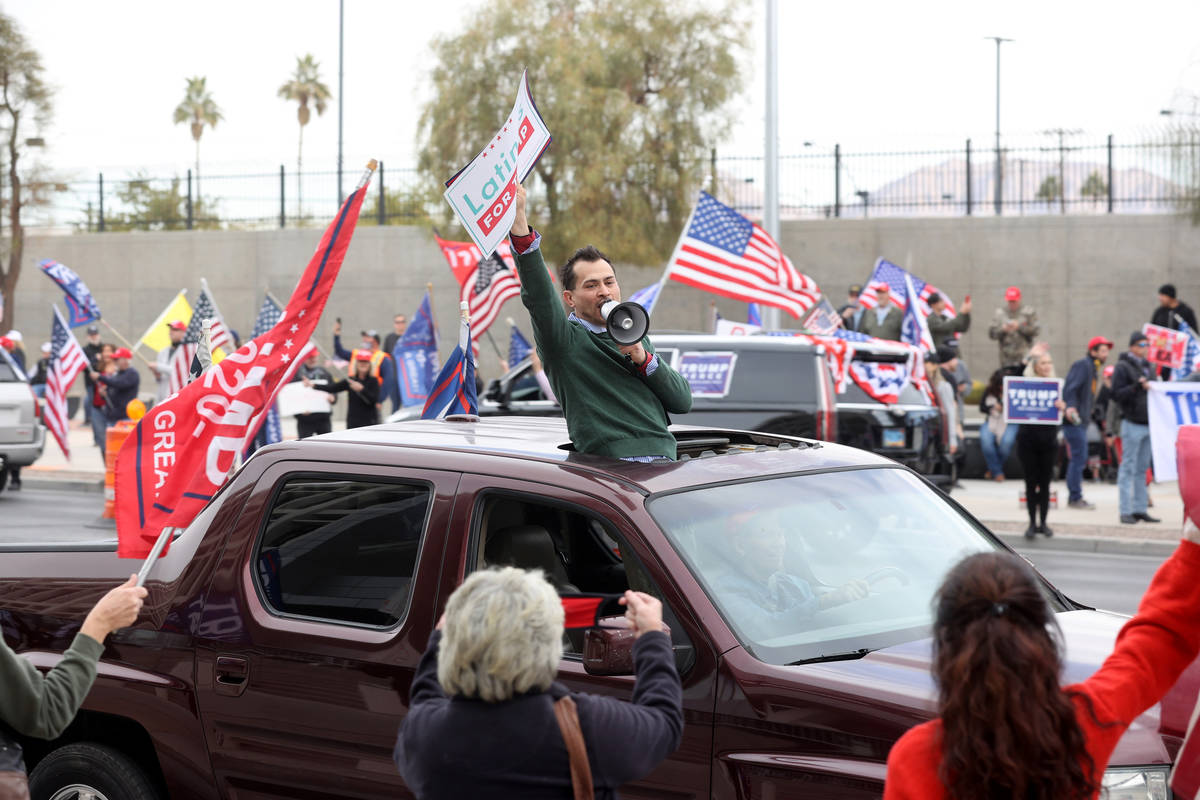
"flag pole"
648,199,700,317
99,319,156,369
135,527,173,587
199,278,229,340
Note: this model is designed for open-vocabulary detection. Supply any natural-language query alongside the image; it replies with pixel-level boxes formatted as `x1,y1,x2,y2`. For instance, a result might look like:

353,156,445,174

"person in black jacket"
1016,350,1065,539
1150,284,1198,379
394,567,683,799
1112,331,1158,525
1060,335,1113,509
292,350,335,438
309,352,379,428
95,348,140,424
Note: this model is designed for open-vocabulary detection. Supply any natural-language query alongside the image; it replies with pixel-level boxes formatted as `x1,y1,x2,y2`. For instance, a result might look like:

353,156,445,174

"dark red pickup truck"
1,418,1194,799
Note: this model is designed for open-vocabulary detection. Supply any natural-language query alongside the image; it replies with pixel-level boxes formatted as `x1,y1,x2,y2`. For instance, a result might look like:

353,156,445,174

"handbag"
553,695,595,800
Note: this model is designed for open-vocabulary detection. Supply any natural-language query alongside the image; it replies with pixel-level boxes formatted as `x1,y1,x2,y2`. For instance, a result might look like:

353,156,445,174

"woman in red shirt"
886,447,1200,798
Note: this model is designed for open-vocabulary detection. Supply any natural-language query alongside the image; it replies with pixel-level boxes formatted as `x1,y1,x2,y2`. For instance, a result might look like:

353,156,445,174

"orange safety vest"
350,348,387,381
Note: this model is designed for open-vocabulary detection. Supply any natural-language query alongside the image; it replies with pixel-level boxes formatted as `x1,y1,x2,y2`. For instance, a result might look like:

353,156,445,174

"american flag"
169,286,231,394
44,306,89,459
434,234,520,341
1173,318,1200,380
858,258,956,318
244,294,287,452
665,192,820,319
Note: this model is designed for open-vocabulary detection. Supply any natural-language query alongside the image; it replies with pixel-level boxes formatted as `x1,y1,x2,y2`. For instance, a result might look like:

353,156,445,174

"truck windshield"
647,468,1044,665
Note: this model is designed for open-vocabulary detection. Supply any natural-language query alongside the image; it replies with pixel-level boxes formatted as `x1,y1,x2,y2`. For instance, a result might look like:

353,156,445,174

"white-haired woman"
393,567,683,799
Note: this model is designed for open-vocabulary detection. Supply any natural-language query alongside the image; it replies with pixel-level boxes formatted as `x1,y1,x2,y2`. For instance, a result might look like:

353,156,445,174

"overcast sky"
6,0,1200,182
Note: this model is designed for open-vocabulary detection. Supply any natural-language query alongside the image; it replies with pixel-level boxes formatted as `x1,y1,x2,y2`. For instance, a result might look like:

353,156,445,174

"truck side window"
255,477,431,628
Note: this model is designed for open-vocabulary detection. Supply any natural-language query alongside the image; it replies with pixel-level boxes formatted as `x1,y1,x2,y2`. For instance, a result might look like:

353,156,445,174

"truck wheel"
29,743,160,800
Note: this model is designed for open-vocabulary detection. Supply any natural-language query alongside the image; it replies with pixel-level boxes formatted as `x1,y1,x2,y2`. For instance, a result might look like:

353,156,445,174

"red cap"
1087,335,1114,351
354,351,373,361
1004,286,1021,302
113,347,133,359
167,320,187,331
0,336,10,350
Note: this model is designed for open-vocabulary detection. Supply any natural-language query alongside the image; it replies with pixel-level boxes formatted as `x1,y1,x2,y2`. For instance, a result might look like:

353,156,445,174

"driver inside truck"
714,512,869,640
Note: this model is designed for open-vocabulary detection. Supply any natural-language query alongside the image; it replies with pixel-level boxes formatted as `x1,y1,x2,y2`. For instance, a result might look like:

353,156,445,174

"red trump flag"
114,164,374,558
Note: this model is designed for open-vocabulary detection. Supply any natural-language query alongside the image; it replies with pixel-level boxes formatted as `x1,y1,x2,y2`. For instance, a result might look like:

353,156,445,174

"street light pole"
337,0,345,206
763,0,781,330
986,37,1012,216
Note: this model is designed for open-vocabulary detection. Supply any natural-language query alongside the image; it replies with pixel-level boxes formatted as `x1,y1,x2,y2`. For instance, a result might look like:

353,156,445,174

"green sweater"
1,632,103,743
515,243,693,459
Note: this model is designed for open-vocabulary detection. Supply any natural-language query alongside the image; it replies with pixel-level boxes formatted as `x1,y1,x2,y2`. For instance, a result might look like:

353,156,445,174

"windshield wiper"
786,648,872,666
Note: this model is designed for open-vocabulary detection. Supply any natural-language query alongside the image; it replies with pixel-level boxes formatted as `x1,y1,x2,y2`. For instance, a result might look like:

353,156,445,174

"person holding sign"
508,184,692,460
1015,350,1065,538
1112,331,1159,525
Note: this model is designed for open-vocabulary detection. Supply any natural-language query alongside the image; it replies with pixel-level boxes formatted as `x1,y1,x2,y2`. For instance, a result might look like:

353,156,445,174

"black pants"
1017,425,1057,527
296,413,332,439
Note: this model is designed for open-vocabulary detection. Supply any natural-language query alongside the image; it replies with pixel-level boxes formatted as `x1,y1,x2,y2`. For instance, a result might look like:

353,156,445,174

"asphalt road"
0,488,1165,616
0,486,117,546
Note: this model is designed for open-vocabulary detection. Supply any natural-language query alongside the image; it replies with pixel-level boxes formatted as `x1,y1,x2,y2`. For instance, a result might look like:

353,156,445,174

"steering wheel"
864,565,912,590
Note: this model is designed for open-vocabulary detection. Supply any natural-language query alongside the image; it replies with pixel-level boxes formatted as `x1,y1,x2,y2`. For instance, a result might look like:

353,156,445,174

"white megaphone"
600,300,650,346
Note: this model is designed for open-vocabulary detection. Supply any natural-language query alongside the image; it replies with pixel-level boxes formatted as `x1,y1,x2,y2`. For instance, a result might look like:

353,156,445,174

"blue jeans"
1062,423,1089,502
91,408,110,456
1117,420,1152,516
979,422,1017,477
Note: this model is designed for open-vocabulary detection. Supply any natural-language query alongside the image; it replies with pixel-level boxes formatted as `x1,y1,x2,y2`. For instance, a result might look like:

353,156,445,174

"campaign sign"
1143,323,1188,369
443,70,552,257
678,351,737,398
1003,376,1063,425
1147,382,1200,481
715,319,761,336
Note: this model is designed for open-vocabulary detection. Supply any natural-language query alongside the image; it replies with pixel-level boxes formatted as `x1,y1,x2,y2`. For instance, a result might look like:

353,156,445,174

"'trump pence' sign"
1003,376,1063,425
1148,382,1200,481
443,70,552,257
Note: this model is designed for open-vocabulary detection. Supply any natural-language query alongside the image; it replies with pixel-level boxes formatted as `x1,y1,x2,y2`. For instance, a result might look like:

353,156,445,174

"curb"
19,476,105,494
994,531,1176,558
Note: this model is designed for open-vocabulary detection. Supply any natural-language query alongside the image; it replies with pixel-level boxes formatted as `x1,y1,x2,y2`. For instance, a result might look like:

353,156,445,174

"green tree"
173,76,223,200
0,10,53,332
278,54,331,220
1080,170,1107,205
417,0,748,265
97,172,219,232
1035,175,1061,204
359,183,435,227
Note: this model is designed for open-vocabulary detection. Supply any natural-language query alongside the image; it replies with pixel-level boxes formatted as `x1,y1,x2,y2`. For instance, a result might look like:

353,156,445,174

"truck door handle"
215,656,249,697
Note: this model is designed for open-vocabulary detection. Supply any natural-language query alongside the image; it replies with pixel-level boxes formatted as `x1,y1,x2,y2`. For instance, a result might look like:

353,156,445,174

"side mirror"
484,378,502,403
583,616,638,676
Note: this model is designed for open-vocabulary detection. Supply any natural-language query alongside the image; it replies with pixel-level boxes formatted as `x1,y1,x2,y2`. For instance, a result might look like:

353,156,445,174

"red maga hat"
1087,335,1114,350
354,350,373,361
167,320,187,331
1004,286,1021,302
113,347,133,359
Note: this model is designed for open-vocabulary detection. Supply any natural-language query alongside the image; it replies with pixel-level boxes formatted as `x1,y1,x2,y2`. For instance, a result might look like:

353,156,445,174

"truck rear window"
255,477,431,628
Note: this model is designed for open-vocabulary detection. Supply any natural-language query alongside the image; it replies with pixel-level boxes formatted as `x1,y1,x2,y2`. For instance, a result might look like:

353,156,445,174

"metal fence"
711,129,1200,220
16,128,1200,231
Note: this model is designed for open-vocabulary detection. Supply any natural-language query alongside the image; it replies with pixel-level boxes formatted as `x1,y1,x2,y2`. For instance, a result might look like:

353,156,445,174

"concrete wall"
7,214,1199,405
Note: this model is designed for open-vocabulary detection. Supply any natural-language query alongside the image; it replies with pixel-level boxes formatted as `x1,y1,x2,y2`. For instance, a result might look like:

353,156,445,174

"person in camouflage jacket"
988,286,1039,368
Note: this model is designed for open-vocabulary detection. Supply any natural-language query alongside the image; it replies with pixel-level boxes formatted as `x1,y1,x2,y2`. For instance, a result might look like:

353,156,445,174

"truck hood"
803,608,1197,766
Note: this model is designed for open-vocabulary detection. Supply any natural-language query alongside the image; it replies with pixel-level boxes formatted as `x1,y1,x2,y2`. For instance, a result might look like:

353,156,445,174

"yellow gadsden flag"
134,290,192,353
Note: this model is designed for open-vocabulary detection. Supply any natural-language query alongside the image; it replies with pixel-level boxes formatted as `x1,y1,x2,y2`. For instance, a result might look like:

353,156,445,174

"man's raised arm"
510,184,571,356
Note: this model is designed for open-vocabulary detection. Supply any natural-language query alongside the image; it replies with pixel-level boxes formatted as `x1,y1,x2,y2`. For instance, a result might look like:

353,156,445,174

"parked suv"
0,419,1187,798
0,356,45,490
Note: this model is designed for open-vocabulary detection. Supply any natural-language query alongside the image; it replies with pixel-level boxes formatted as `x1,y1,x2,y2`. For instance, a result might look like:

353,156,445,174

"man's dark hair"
560,245,614,291
1159,283,1177,299
927,291,942,305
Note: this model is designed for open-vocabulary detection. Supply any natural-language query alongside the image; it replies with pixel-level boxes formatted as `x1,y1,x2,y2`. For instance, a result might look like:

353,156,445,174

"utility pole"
337,0,345,206
1041,128,1081,216
763,0,781,331
986,37,1012,216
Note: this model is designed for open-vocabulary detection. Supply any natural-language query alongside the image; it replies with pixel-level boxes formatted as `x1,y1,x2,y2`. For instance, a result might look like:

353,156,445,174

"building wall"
8,214,1199,408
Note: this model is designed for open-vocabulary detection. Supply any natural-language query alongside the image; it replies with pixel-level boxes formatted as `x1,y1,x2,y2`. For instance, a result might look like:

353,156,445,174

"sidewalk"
951,476,1183,556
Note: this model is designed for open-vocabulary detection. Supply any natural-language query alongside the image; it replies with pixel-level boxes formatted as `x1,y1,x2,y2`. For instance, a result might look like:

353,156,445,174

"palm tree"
172,76,223,201
278,55,330,221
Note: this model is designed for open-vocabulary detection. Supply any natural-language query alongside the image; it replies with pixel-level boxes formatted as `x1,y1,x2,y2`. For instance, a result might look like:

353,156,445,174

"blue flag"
39,260,101,327
1174,318,1200,380
396,291,440,407
422,309,477,419
628,283,661,315
747,303,762,326
509,324,532,366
